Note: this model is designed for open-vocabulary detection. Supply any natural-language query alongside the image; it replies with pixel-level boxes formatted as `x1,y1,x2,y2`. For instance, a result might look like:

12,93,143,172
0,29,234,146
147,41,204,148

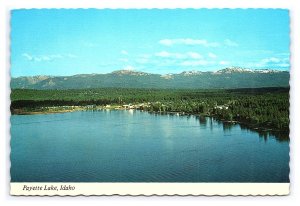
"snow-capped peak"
180,70,203,76
111,70,150,76
216,67,285,74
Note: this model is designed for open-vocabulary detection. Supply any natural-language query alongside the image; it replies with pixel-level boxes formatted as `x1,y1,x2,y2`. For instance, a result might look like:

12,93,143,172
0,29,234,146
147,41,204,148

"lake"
10,110,289,182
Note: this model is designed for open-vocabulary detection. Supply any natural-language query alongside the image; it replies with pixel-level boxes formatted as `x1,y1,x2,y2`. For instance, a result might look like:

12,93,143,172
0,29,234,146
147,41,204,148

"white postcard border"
4,0,298,199
10,183,289,196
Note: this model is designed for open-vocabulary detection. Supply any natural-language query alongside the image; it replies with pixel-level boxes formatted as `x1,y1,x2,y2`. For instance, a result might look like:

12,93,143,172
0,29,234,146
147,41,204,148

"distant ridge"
215,67,284,74
11,67,289,90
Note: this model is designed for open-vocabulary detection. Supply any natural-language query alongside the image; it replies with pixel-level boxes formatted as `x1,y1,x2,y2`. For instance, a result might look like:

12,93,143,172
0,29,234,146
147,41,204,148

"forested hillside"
11,87,289,138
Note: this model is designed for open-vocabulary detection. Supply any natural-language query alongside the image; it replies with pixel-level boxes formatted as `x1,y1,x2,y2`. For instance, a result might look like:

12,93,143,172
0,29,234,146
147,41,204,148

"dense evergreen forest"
11,87,289,138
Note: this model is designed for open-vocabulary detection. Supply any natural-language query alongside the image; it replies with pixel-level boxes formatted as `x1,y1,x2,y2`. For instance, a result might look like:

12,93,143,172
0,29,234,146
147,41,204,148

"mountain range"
11,67,290,89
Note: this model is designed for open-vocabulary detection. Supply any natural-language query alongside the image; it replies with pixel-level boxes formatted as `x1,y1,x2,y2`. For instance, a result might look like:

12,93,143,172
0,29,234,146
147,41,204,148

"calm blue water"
10,110,289,182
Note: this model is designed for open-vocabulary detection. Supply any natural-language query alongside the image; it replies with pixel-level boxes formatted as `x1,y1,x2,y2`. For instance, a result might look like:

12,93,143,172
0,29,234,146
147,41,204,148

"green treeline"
11,87,289,132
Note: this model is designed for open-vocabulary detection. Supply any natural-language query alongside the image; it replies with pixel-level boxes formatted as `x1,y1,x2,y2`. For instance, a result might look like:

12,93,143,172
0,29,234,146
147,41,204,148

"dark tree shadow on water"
239,124,289,142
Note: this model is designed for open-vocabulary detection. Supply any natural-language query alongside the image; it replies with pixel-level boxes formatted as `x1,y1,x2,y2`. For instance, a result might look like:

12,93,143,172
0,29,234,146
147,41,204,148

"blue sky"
11,9,290,77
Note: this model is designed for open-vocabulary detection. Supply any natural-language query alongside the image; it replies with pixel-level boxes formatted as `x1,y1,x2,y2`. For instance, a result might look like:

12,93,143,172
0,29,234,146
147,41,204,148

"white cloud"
276,63,290,67
219,61,230,65
255,57,290,68
155,51,171,57
159,38,220,47
22,53,77,62
155,51,185,59
208,52,217,58
224,39,239,47
159,39,174,46
139,54,151,58
187,52,203,59
123,65,135,70
22,53,33,61
261,57,281,64
242,56,289,69
155,51,202,59
49,54,63,59
22,53,50,62
121,50,129,55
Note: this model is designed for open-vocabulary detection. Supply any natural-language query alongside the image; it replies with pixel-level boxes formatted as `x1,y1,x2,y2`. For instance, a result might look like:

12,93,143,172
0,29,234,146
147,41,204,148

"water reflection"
198,116,207,126
209,117,213,131
222,122,235,132
149,112,289,142
239,124,289,142
11,110,289,182
214,118,288,142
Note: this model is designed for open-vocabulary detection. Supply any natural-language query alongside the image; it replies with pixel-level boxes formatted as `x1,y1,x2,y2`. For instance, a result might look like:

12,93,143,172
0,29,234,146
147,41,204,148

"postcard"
10,9,290,196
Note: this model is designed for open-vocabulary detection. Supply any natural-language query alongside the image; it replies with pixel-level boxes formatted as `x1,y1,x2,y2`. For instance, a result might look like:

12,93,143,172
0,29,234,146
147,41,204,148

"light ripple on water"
10,111,289,182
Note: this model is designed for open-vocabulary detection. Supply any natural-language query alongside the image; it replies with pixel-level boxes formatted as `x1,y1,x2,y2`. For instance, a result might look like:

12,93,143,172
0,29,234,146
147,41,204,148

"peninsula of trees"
11,87,289,140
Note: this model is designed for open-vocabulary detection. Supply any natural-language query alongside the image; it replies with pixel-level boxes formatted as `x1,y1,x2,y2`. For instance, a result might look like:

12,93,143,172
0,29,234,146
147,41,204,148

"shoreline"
11,106,289,138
